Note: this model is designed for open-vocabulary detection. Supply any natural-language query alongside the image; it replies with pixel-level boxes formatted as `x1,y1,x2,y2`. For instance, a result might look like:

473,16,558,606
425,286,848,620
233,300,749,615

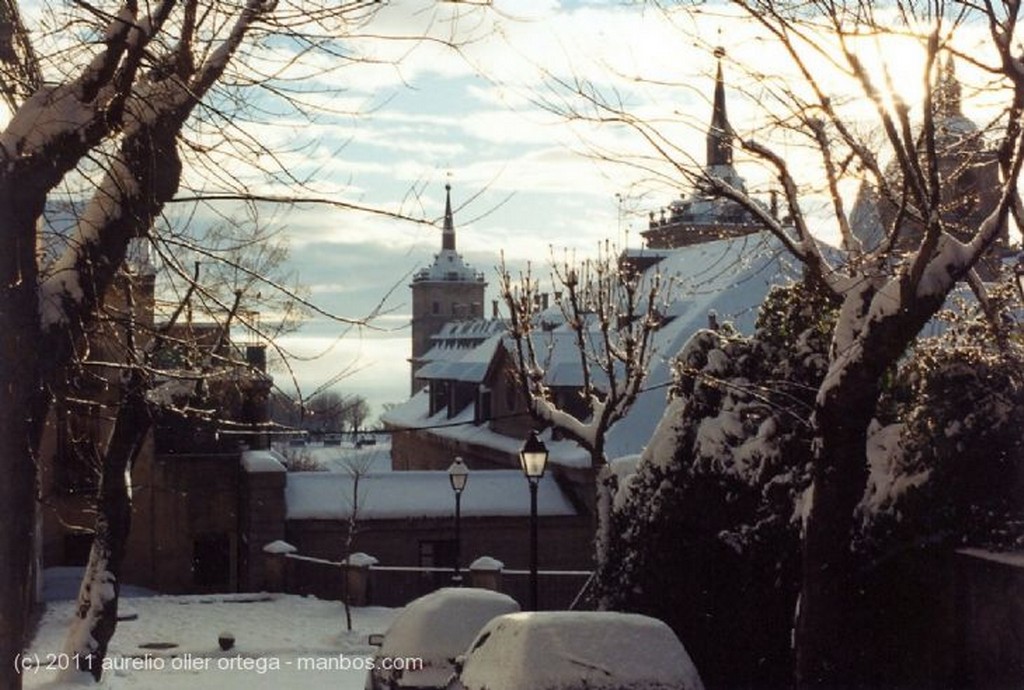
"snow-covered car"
365,587,519,690
448,611,705,690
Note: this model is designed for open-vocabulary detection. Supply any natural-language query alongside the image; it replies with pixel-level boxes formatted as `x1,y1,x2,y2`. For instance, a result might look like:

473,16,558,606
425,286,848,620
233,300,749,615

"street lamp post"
448,457,469,585
1015,259,1024,304
519,431,549,611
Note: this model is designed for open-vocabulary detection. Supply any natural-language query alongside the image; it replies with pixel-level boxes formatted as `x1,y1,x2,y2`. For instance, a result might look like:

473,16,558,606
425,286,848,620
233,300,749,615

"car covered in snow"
448,611,705,690
365,587,519,690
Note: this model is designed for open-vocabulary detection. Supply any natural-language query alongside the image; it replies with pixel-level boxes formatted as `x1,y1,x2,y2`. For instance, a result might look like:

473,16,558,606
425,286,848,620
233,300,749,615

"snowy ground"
24,594,397,689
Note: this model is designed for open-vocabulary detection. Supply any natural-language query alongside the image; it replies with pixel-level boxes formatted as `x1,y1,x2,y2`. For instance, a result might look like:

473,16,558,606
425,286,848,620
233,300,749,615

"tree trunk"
796,367,878,687
795,288,946,688
61,377,151,681
0,350,38,690
0,192,45,690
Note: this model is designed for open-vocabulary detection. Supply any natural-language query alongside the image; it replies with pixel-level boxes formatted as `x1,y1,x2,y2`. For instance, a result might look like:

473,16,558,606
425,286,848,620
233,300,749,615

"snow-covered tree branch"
499,243,670,566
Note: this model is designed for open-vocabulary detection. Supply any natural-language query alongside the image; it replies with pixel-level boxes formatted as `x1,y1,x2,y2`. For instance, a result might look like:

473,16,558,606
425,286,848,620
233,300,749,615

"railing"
277,552,593,611
500,569,593,611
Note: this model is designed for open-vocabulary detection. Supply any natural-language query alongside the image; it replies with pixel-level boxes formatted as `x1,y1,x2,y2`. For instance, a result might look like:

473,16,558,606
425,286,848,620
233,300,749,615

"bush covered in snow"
861,286,1024,551
603,278,1024,687
600,281,834,688
281,448,327,472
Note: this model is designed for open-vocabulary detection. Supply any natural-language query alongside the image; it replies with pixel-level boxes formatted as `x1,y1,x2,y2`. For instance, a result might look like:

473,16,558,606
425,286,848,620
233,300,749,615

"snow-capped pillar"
240,451,287,592
342,552,378,607
469,556,504,592
261,540,296,593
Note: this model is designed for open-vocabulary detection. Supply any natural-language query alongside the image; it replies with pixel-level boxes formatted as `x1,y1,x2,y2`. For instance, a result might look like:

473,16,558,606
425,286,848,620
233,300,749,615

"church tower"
409,184,486,393
850,55,1009,278
642,47,763,249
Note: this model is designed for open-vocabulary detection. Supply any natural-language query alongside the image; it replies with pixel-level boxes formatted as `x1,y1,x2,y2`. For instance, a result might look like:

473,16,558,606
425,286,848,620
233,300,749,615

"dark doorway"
193,533,231,590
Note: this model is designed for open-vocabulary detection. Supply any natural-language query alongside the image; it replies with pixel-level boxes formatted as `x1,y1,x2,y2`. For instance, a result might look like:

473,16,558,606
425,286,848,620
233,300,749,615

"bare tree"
339,451,377,632
341,395,370,436
58,282,253,680
538,2,1024,685
0,0,489,685
499,242,669,564
306,391,349,431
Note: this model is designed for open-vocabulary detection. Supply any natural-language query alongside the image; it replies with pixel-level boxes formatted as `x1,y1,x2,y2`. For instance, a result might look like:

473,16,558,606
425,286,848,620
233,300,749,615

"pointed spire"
707,46,733,168
935,54,962,119
442,182,456,252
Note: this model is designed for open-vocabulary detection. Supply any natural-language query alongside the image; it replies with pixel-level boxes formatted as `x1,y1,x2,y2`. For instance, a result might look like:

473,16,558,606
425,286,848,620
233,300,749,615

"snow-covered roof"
389,232,796,463
285,469,579,520
456,611,705,690
605,231,796,457
431,318,507,343
417,332,504,383
382,391,591,468
413,248,485,283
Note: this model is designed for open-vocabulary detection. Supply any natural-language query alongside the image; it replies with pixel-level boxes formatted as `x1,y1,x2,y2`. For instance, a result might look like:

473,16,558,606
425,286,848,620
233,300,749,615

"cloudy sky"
95,0,1000,419
227,0,744,416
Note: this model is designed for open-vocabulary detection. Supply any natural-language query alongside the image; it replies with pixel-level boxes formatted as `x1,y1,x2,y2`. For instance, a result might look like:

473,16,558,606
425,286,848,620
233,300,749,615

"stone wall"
286,513,593,574
954,549,1024,688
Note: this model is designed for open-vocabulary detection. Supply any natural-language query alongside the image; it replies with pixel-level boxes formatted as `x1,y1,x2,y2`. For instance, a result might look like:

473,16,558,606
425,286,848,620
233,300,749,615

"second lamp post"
448,457,469,585
519,431,549,610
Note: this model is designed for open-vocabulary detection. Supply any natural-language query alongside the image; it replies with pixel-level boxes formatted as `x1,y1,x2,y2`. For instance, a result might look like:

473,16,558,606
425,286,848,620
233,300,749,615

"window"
429,381,449,417
432,301,440,315
475,387,492,424
504,380,518,413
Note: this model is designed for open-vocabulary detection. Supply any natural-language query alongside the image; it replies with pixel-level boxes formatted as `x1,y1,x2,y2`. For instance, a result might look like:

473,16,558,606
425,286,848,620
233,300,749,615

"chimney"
541,293,550,310
246,344,267,373
492,300,499,319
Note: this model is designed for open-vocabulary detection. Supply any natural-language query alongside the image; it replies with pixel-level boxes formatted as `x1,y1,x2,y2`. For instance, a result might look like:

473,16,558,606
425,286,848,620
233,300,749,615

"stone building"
38,240,274,595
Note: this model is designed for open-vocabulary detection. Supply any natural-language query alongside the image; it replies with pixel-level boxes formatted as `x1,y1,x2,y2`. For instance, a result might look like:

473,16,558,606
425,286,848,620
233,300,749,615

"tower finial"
707,45,732,168
442,182,456,252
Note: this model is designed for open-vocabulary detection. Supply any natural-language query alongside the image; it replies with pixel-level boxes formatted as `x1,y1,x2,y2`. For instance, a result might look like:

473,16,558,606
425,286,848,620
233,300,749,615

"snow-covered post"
241,451,288,591
468,556,504,592
262,540,297,593
342,552,378,607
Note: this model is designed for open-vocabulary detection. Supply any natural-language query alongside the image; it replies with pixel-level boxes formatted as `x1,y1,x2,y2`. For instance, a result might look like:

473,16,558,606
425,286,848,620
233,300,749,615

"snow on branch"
499,243,668,466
